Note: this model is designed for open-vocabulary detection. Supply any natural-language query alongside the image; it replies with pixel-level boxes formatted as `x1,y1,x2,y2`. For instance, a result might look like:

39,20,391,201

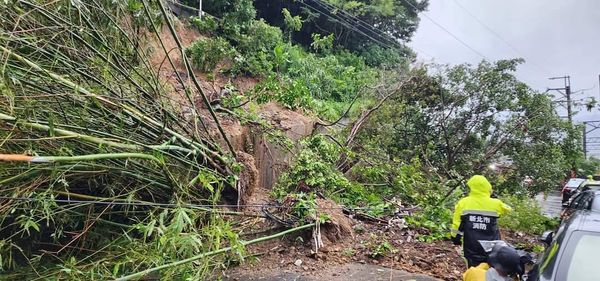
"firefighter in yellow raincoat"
451,175,512,268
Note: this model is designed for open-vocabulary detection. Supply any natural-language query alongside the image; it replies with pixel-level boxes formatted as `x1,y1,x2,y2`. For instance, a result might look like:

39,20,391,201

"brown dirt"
229,218,464,281
259,102,315,140
314,198,353,244
144,19,266,207
147,19,258,108
227,213,542,281
236,151,259,206
252,102,316,190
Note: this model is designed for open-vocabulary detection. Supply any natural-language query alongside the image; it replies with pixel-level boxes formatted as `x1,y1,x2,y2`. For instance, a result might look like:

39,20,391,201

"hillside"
0,1,581,280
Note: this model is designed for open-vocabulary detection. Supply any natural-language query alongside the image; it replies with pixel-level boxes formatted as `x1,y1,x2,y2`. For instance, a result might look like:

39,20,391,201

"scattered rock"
353,224,365,233
294,259,303,267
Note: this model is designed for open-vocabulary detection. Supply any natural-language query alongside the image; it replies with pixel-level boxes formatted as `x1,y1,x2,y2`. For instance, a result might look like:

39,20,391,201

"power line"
401,0,488,60
297,1,397,50
0,196,404,212
311,0,436,60
311,0,398,45
449,0,552,76
298,0,435,58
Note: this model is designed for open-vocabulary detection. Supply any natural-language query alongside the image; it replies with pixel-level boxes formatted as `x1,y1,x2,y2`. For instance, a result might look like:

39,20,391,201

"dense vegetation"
183,0,580,236
0,1,242,279
0,0,590,279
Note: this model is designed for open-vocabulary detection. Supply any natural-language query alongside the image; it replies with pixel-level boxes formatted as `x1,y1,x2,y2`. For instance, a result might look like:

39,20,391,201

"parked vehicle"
560,178,585,206
560,190,600,221
563,180,600,206
525,211,600,281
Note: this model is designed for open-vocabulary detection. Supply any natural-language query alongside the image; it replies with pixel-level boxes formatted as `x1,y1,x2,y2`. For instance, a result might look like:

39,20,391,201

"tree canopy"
354,59,579,195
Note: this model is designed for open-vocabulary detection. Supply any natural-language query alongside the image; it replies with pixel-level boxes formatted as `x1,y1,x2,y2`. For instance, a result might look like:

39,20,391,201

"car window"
591,195,600,211
565,179,585,188
580,192,594,210
584,184,600,190
569,193,586,209
556,231,600,281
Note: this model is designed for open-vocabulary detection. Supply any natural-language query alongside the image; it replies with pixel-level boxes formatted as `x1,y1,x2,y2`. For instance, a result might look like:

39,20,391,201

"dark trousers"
466,256,486,268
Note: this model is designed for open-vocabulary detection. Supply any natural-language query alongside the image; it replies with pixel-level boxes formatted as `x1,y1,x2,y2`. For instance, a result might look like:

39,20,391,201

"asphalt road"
223,263,442,281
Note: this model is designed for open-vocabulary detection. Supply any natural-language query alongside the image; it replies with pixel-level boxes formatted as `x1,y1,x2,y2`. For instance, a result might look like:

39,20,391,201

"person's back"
452,175,511,267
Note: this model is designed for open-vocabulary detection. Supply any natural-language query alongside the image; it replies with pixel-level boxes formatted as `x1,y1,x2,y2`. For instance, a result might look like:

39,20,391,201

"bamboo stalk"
0,111,199,155
140,0,214,145
0,153,161,164
155,0,236,157
0,45,230,172
114,223,316,281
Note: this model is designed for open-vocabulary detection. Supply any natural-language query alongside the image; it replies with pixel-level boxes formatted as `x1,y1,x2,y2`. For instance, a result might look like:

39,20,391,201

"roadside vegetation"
0,0,590,279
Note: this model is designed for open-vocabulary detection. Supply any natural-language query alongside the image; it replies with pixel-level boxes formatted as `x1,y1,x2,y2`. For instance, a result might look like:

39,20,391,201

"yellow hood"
467,175,492,197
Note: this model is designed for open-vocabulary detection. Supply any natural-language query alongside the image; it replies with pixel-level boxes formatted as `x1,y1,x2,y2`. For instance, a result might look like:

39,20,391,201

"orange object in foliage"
0,154,34,162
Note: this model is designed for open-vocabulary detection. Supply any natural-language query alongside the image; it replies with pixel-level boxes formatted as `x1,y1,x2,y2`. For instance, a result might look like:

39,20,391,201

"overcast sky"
410,0,600,115
409,0,600,155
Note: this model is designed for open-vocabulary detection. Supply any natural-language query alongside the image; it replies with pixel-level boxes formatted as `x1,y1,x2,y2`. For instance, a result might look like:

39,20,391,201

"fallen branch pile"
0,0,259,279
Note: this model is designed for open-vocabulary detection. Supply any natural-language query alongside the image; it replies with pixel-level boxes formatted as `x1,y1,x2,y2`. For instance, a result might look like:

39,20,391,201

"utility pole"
581,121,600,159
198,0,203,18
548,75,572,125
584,123,587,158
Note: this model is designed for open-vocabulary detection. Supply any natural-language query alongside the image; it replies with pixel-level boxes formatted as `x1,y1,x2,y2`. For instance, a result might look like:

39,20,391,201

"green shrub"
311,33,334,54
190,16,218,34
285,51,376,102
499,195,559,235
216,0,256,37
187,37,233,72
406,204,454,242
274,135,382,210
358,43,411,69
234,20,284,76
282,8,302,40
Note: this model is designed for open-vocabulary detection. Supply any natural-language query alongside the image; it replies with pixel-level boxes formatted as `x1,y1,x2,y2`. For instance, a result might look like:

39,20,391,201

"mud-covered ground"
223,219,462,280
220,212,541,281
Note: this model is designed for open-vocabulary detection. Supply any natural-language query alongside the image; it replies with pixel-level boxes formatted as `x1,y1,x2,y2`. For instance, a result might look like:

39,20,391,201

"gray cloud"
409,0,600,154
410,0,600,109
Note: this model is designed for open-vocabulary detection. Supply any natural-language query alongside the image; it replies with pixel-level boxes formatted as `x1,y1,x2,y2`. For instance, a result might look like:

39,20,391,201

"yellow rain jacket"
463,262,489,281
452,175,512,265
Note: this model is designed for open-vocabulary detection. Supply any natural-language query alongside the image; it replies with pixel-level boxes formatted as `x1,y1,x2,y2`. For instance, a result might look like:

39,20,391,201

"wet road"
535,190,563,218
224,263,441,281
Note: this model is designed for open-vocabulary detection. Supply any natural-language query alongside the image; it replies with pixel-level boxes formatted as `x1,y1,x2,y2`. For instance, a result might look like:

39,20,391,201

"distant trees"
354,59,580,195
182,0,428,67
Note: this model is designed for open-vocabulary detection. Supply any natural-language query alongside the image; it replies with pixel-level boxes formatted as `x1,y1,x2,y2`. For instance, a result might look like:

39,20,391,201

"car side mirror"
539,231,554,245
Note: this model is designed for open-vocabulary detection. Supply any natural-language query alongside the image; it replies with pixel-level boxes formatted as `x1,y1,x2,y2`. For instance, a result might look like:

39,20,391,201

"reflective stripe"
461,210,499,217
451,229,464,235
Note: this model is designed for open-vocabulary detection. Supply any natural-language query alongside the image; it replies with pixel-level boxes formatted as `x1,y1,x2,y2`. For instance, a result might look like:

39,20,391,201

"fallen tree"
0,0,259,279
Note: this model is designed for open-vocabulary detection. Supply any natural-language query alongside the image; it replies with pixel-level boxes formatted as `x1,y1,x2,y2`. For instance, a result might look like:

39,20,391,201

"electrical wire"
401,0,488,60
296,1,397,50
0,196,405,211
297,0,436,59
449,0,552,76
310,0,401,47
